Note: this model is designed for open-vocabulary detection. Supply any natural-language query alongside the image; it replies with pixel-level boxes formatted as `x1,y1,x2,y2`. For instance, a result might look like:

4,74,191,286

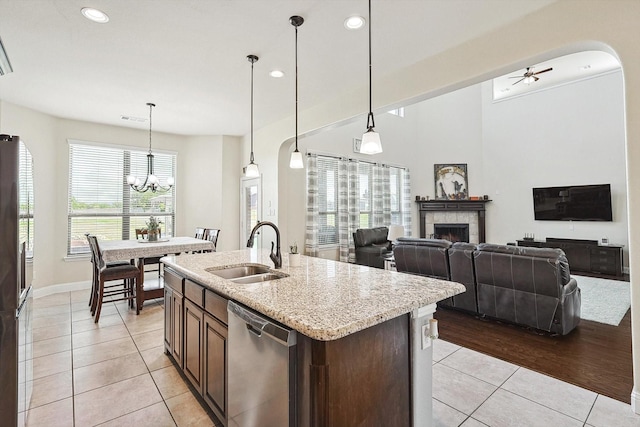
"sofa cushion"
354,227,389,247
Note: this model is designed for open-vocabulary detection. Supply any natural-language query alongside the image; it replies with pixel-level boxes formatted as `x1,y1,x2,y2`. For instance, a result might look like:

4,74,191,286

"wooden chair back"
204,228,220,250
194,227,206,240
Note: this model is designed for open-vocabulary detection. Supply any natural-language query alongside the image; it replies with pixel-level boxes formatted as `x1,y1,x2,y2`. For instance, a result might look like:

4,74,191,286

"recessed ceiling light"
81,7,109,23
269,70,285,78
344,15,365,30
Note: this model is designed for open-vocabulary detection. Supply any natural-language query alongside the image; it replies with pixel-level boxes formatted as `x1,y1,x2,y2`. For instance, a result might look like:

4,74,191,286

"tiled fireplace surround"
426,211,479,243
417,200,490,244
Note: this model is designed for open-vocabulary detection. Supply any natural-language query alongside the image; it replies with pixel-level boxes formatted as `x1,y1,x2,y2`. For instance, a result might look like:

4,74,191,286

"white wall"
481,71,627,255
0,100,241,287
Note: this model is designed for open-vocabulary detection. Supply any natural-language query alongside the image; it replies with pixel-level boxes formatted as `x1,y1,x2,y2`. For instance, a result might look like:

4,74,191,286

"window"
317,156,339,245
311,153,410,248
389,167,402,225
358,163,372,228
67,140,176,255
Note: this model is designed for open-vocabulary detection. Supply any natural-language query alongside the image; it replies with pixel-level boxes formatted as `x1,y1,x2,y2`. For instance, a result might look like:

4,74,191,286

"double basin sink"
206,264,288,285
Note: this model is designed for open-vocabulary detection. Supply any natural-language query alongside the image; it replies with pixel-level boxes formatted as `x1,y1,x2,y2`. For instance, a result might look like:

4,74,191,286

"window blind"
19,141,34,253
317,156,339,246
68,141,176,255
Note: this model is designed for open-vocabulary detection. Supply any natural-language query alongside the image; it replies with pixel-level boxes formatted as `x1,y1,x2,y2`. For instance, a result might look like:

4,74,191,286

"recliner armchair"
353,227,390,268
393,237,451,280
473,243,581,335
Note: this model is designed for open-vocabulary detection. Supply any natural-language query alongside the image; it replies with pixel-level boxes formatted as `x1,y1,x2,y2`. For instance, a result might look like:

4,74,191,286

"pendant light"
245,54,260,178
360,0,382,155
127,103,175,193
289,15,304,169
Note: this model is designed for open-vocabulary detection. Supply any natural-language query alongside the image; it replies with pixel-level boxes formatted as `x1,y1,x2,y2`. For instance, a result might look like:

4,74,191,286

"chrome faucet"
246,221,282,269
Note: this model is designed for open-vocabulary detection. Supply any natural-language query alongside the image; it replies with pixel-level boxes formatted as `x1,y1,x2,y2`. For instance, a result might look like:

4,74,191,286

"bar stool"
87,235,140,322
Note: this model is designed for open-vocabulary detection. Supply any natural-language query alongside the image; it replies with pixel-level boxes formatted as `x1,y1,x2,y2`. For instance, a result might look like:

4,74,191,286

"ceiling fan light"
361,129,382,154
289,150,304,169
245,162,260,178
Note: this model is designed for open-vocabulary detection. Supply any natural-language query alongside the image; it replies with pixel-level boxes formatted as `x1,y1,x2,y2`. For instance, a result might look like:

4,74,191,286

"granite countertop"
161,249,465,341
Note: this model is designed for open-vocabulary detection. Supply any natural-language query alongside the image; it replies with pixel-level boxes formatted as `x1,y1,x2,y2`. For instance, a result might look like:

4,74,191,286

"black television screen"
533,184,613,221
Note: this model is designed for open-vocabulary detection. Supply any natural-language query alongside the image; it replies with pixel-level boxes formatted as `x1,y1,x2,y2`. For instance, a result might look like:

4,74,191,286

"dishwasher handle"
228,301,296,347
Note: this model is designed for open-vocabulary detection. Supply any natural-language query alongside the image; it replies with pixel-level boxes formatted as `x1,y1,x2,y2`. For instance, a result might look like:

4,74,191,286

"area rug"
572,275,630,326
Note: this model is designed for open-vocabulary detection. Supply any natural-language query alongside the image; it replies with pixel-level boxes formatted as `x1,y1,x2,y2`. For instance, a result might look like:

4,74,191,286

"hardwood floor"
435,307,633,404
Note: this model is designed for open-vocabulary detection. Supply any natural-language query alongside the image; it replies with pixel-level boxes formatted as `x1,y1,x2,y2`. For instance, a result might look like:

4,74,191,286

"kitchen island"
161,249,464,427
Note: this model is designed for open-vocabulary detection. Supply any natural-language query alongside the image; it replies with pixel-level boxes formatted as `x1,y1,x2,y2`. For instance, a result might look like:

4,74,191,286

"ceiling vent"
120,115,147,123
0,37,13,76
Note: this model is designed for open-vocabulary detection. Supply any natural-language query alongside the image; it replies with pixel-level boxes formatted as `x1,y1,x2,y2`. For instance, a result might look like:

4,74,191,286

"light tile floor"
25,289,640,427
24,288,222,427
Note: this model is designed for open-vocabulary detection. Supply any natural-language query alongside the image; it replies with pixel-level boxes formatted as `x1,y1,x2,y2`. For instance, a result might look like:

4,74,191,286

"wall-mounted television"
532,184,613,221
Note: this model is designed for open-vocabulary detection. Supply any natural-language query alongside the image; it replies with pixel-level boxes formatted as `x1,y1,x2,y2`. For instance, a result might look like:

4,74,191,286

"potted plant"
146,216,162,241
289,241,301,267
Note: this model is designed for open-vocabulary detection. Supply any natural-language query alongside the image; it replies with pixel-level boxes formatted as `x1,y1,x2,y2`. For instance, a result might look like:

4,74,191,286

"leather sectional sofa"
393,238,581,335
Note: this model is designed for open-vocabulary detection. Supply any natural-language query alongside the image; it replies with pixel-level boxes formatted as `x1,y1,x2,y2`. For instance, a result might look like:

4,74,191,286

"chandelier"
127,102,174,193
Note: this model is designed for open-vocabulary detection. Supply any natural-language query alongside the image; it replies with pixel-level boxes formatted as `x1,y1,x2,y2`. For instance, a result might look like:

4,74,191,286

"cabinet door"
203,313,228,424
164,287,173,354
172,291,184,367
184,299,204,392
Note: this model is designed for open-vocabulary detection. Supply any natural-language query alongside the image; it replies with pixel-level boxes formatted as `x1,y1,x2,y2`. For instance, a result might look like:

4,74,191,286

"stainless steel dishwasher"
227,301,297,427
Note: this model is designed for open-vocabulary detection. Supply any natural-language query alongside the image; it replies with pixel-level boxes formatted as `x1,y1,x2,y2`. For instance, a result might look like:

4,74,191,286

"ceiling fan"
509,66,553,85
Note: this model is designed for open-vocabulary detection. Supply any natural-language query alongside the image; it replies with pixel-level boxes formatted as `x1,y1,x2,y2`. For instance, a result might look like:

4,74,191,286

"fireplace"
434,223,469,243
416,200,491,243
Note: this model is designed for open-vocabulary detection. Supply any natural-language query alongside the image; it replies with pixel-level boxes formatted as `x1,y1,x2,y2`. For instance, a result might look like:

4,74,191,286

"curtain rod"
306,150,408,170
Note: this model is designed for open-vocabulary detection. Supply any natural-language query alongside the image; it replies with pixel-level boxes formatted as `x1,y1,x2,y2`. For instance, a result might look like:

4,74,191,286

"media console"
516,238,623,277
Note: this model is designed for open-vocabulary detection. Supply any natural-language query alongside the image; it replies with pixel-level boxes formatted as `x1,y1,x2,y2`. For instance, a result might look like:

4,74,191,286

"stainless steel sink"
207,264,271,280
206,264,288,284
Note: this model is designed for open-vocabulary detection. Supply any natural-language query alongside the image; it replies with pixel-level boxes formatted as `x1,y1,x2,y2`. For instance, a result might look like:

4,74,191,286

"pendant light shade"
289,150,304,168
289,15,304,169
245,54,260,177
361,0,382,155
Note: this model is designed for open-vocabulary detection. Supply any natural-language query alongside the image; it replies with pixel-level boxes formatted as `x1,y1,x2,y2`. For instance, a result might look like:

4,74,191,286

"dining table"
99,236,214,311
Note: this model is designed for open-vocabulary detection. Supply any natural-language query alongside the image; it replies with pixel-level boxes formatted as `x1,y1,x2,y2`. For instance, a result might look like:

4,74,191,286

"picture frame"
434,164,468,200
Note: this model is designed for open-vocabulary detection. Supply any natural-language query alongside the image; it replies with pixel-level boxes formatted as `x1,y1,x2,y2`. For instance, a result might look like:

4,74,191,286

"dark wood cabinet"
184,299,204,391
203,312,227,423
517,238,623,277
164,268,228,426
164,269,184,366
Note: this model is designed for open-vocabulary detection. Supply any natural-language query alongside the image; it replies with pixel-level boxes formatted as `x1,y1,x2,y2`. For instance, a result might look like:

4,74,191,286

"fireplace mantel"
416,200,492,243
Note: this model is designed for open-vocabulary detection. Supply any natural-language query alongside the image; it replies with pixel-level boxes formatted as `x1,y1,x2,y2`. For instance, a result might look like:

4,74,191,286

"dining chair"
85,233,129,310
194,227,206,240
204,228,220,252
87,235,140,322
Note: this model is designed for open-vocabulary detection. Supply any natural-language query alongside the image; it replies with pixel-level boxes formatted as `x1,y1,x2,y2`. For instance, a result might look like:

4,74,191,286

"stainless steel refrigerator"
0,134,34,427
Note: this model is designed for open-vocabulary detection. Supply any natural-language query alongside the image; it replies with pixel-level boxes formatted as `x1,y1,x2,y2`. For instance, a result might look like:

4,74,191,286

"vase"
148,231,159,242
289,253,301,267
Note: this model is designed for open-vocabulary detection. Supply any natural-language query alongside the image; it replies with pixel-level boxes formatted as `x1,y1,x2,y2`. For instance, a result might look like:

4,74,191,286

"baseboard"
33,281,91,299
631,387,640,415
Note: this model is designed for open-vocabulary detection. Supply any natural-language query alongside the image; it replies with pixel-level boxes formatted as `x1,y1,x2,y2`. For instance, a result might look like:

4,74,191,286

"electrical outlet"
421,324,431,349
